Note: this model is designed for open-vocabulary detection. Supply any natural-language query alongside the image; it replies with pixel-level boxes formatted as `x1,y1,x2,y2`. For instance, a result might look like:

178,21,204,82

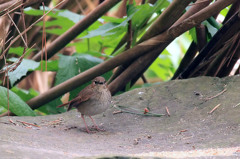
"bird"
57,76,112,133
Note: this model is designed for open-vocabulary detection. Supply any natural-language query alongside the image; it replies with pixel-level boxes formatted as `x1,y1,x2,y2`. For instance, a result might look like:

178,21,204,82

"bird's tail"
56,102,70,108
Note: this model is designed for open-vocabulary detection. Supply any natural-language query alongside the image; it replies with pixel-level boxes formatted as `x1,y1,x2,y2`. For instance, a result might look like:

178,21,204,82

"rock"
1,76,240,158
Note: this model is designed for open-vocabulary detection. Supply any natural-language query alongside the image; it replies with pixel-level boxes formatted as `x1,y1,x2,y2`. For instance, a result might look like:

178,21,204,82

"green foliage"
7,58,40,86
9,47,35,57
0,86,36,116
41,54,112,114
11,87,39,102
56,54,112,99
7,58,58,86
220,5,230,17
148,50,174,81
24,7,84,35
36,60,59,72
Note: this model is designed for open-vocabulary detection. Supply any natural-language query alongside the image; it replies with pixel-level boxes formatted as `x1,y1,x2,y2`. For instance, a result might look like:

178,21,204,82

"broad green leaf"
36,60,59,72
81,0,169,45
81,3,137,39
101,16,125,23
38,98,63,115
11,87,39,102
0,106,7,114
25,7,78,35
7,58,58,86
148,50,174,81
7,58,40,86
131,0,170,30
202,20,218,37
24,7,84,23
71,36,123,56
189,27,197,43
55,54,105,87
45,54,112,114
9,47,35,57
220,6,230,17
81,21,128,39
24,7,102,37
0,86,36,116
207,17,221,29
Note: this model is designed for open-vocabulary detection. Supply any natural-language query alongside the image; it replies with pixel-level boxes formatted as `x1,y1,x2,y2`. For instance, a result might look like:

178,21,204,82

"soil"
0,76,240,158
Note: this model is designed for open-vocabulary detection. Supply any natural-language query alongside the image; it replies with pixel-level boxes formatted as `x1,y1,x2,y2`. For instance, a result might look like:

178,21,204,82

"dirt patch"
0,76,240,158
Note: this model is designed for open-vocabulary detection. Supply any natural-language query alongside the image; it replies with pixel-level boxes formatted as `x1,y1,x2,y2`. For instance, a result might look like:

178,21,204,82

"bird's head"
92,76,107,89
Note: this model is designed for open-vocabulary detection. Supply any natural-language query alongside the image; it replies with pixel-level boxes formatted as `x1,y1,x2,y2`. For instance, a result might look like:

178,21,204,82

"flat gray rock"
1,76,240,158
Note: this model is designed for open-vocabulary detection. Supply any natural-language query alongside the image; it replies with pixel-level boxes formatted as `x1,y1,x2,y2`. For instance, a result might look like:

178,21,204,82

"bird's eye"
94,81,99,84
94,80,105,85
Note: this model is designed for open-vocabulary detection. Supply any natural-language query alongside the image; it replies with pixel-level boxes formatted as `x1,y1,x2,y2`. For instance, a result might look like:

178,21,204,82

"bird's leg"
81,114,93,133
89,116,105,131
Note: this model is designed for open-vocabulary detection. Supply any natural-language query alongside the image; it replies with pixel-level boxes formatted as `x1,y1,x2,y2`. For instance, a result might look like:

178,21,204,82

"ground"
0,76,240,158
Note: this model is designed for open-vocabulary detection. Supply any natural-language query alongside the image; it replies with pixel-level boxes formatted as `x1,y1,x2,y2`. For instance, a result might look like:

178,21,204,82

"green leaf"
9,47,35,57
0,86,36,116
6,58,58,86
81,21,127,39
45,54,112,114
101,16,125,23
24,7,103,37
189,27,197,43
202,20,218,37
148,50,174,80
55,54,103,85
207,17,221,29
131,0,170,30
24,7,83,35
7,58,40,86
220,6,230,17
0,106,7,114
24,7,84,23
11,87,39,102
35,60,59,72
81,0,170,43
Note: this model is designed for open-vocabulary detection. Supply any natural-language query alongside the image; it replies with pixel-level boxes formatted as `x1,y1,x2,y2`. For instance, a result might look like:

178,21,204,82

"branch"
31,0,122,62
0,0,48,16
180,8,240,79
109,0,193,83
28,0,236,108
109,0,237,93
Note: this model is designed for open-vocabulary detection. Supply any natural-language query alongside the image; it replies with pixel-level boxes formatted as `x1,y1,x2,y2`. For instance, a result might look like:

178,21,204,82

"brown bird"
57,76,112,133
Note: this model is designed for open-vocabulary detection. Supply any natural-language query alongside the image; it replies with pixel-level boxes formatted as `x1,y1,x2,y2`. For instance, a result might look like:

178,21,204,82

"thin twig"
20,6,28,46
0,43,36,74
8,118,16,125
0,0,22,17
74,0,86,15
114,105,165,117
41,2,46,71
233,102,240,108
7,66,9,117
112,110,122,114
208,104,221,114
205,88,227,100
6,12,28,48
16,120,40,128
0,0,66,60
165,106,170,117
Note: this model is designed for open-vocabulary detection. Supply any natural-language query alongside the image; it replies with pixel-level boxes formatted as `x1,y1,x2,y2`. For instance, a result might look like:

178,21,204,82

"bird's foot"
85,127,96,134
92,125,105,132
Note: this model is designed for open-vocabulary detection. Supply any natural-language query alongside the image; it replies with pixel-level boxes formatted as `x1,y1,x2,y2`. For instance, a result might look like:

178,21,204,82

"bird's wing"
67,85,94,111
